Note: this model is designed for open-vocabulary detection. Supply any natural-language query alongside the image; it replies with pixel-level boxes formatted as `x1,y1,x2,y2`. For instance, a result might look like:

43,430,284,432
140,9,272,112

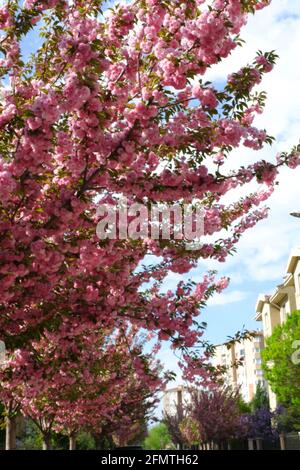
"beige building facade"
162,386,191,416
255,247,300,409
212,332,266,403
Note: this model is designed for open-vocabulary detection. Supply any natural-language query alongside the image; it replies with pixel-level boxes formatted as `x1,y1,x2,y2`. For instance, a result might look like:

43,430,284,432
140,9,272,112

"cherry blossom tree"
1,0,298,346
0,0,299,448
187,386,244,447
0,322,164,449
163,401,189,449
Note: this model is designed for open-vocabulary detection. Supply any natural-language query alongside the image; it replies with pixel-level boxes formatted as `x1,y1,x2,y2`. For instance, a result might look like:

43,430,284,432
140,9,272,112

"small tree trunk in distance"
256,437,263,450
5,415,17,450
42,434,52,450
279,433,286,450
69,434,76,450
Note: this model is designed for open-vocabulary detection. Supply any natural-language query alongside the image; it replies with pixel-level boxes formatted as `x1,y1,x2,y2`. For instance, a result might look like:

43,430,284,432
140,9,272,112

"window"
239,349,245,360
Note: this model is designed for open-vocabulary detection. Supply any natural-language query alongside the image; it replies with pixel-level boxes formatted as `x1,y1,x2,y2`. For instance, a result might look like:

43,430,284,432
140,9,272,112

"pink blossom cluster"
0,0,298,432
0,322,163,444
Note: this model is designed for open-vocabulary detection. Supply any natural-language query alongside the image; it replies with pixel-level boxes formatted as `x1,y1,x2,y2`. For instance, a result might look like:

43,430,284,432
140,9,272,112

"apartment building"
255,247,300,408
162,385,191,416
212,332,266,403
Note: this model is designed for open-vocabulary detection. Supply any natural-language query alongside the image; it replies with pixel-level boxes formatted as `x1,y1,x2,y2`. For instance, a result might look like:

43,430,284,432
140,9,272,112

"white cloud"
202,165,300,286
207,0,300,160
207,290,249,307
159,1,300,298
156,1,300,376
199,0,300,287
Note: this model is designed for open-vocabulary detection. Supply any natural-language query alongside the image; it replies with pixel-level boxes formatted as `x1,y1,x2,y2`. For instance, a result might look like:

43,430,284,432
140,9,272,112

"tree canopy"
262,310,300,418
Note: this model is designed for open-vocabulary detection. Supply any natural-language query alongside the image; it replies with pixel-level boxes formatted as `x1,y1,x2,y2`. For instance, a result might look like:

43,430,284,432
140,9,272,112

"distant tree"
274,405,300,433
262,310,300,425
250,383,269,412
18,419,43,450
17,418,69,450
189,386,244,445
237,395,251,414
163,402,188,449
179,417,200,447
143,423,173,450
241,406,279,441
76,431,96,450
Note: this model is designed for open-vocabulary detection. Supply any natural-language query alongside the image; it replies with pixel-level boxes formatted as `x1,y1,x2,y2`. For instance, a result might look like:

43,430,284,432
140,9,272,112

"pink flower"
215,277,230,293
27,117,42,130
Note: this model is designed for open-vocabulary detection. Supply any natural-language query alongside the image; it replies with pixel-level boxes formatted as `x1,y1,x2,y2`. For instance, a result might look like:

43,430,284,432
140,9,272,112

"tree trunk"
256,437,263,450
279,433,286,450
5,415,17,450
69,435,76,450
42,434,52,450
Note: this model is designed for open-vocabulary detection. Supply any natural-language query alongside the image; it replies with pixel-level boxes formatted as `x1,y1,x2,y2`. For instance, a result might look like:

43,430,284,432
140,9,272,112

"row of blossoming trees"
164,386,282,450
1,322,166,449
0,0,299,450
